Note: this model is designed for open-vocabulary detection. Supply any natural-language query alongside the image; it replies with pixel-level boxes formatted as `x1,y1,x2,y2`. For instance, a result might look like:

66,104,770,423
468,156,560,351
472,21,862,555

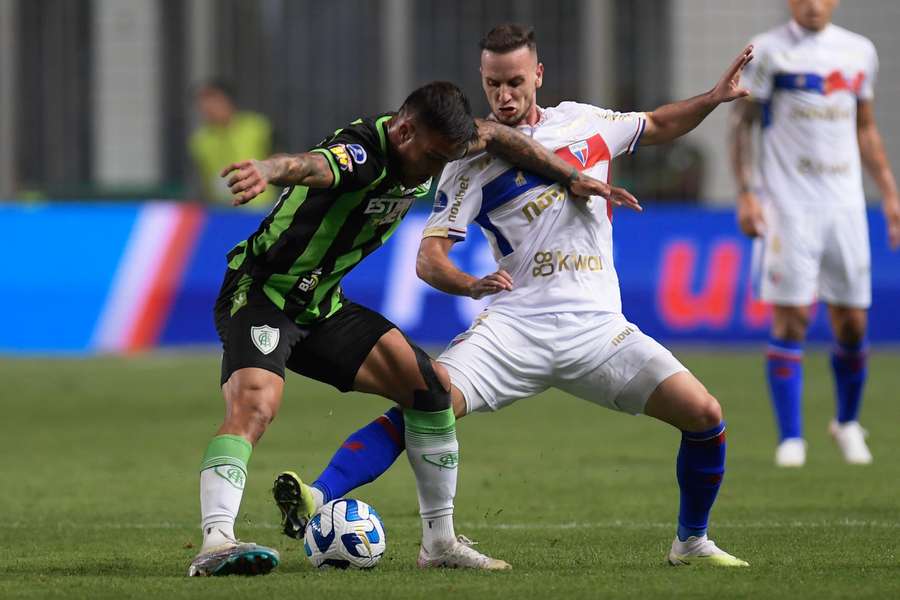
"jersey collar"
788,19,832,42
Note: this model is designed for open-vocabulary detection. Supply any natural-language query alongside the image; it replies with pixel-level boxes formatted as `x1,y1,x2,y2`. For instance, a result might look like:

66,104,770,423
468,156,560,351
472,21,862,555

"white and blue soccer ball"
303,498,386,569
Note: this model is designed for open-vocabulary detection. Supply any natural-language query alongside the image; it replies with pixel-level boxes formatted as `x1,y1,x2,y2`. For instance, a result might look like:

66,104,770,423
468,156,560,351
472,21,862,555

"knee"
775,307,810,341
687,393,723,432
833,313,867,345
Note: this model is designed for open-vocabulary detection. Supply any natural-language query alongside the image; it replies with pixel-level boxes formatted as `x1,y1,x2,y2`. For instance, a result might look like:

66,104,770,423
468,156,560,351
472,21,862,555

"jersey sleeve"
583,105,647,158
859,40,878,101
309,121,385,192
422,161,482,243
742,36,776,102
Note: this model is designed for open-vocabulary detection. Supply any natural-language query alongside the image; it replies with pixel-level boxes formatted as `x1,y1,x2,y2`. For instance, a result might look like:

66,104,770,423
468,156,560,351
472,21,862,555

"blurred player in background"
274,24,754,568
729,0,900,467
189,80,275,209
188,80,626,576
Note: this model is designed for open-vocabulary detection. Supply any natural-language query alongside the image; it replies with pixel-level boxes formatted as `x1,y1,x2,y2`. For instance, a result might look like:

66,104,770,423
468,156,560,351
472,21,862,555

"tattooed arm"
220,153,334,205
471,118,641,210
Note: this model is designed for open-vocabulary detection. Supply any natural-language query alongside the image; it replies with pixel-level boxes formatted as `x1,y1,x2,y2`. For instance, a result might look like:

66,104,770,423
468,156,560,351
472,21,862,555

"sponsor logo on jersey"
346,143,368,164
364,197,414,225
250,325,280,355
568,140,590,167
423,451,459,469
328,144,353,172
532,250,603,277
522,186,566,223
448,176,469,223
514,170,527,186
298,268,322,293
433,190,449,212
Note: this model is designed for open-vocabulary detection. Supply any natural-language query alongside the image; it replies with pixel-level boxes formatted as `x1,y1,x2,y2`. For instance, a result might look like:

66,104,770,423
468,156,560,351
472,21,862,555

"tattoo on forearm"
485,124,573,183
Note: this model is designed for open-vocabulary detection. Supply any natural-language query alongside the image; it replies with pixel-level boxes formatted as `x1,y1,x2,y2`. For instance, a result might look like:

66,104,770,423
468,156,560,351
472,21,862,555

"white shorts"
438,310,687,416
752,202,871,308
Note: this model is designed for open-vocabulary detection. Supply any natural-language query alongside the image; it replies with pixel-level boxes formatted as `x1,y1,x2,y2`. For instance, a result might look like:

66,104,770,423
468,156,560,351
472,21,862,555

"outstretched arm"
469,119,642,211
857,100,900,249
417,236,513,299
220,153,335,205
642,45,754,146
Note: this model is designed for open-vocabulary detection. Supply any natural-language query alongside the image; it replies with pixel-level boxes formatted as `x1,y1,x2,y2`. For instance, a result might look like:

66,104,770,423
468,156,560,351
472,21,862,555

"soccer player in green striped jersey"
188,81,632,576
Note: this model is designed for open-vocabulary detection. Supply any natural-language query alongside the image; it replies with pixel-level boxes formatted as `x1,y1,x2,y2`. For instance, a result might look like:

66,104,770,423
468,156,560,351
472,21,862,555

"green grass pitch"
2,350,898,599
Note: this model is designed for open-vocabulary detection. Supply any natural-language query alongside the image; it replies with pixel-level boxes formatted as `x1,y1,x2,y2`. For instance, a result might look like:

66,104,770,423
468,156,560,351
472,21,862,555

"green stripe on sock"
200,434,252,473
404,408,456,435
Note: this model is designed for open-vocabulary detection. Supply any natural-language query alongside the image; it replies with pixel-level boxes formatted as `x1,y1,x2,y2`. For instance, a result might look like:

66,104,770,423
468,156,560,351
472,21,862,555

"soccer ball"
303,498,386,569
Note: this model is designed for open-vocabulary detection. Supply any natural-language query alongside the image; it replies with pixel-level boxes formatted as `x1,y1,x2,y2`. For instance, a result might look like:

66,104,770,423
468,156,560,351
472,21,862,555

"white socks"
199,466,245,551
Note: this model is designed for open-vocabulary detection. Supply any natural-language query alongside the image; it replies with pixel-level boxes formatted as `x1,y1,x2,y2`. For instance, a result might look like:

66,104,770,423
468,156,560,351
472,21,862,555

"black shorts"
213,269,397,391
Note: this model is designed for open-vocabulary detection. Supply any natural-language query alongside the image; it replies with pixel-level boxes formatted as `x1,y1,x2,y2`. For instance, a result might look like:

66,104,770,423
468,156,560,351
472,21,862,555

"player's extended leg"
644,372,749,567
767,304,811,467
826,305,872,464
275,386,469,540
350,331,507,569
189,367,284,576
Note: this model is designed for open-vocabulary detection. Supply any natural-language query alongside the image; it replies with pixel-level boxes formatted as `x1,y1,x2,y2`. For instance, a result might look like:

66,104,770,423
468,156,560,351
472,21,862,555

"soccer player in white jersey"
273,24,754,568
729,0,900,468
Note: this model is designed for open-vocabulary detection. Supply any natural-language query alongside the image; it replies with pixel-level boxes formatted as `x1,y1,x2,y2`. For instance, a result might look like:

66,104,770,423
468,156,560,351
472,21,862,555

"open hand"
710,45,754,104
220,160,271,205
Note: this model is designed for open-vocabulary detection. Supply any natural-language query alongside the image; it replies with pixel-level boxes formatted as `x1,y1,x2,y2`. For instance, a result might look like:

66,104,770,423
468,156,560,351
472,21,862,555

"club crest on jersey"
328,144,353,172
346,143,367,164
568,140,590,167
250,325,280,355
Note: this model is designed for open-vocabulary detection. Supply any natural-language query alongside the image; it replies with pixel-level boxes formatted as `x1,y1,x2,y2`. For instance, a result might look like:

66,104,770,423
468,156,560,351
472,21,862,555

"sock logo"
423,451,459,469
214,465,246,490
250,325,280,355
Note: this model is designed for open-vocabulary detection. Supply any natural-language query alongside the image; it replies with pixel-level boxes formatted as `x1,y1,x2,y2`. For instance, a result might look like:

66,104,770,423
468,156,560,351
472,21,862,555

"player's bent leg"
190,368,284,576
644,372,748,567
826,305,872,464
768,305,811,467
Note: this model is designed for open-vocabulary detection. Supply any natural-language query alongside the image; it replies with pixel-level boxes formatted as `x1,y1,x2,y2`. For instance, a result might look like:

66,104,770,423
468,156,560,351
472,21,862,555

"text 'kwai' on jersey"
423,102,646,317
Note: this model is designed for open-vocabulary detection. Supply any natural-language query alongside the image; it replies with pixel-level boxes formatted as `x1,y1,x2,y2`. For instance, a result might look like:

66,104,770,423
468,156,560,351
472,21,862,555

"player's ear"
397,118,415,147
535,62,544,89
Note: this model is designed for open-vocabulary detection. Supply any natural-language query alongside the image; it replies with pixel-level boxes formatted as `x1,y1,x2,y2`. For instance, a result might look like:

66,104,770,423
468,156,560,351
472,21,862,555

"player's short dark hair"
480,23,537,54
199,78,235,100
399,81,477,146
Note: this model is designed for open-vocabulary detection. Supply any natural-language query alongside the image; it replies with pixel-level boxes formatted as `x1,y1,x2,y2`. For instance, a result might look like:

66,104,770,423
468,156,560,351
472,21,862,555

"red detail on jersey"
824,70,865,95
554,134,614,222
126,205,205,351
342,441,365,452
554,134,611,172
657,240,741,329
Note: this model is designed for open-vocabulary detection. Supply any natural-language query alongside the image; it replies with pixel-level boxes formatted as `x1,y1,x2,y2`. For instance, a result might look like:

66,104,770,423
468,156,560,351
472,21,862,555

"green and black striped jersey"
225,113,431,324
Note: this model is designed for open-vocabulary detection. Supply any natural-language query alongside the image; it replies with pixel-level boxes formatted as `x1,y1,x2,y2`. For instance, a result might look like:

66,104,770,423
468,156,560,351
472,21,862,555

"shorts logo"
433,190,449,212
423,451,459,469
328,144,353,172
568,140,589,167
251,325,280,355
346,143,367,164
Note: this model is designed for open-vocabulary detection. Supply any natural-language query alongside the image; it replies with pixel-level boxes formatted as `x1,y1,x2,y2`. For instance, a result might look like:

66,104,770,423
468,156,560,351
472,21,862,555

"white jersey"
743,20,878,210
423,102,646,316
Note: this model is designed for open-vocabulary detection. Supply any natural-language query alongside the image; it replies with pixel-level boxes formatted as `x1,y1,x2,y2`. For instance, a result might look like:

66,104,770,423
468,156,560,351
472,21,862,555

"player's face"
480,47,544,126
393,118,468,187
788,0,838,31
197,88,234,125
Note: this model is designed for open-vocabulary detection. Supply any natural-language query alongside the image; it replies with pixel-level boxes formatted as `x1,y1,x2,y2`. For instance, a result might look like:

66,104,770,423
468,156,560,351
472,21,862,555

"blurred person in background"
189,80,274,209
730,0,900,468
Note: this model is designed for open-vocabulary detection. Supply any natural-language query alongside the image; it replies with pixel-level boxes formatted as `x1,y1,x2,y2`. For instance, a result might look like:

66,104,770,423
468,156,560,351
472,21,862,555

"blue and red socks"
312,407,406,503
676,422,726,541
766,338,803,440
831,340,868,424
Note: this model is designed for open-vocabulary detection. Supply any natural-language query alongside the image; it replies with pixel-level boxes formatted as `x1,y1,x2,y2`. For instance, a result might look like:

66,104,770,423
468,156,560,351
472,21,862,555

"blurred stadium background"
2,3,899,597
1,0,898,353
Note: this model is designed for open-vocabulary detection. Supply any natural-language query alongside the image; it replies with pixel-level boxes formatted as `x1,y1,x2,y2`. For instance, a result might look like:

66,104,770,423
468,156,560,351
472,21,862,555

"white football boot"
667,535,749,567
829,420,873,465
775,437,807,467
417,535,512,570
